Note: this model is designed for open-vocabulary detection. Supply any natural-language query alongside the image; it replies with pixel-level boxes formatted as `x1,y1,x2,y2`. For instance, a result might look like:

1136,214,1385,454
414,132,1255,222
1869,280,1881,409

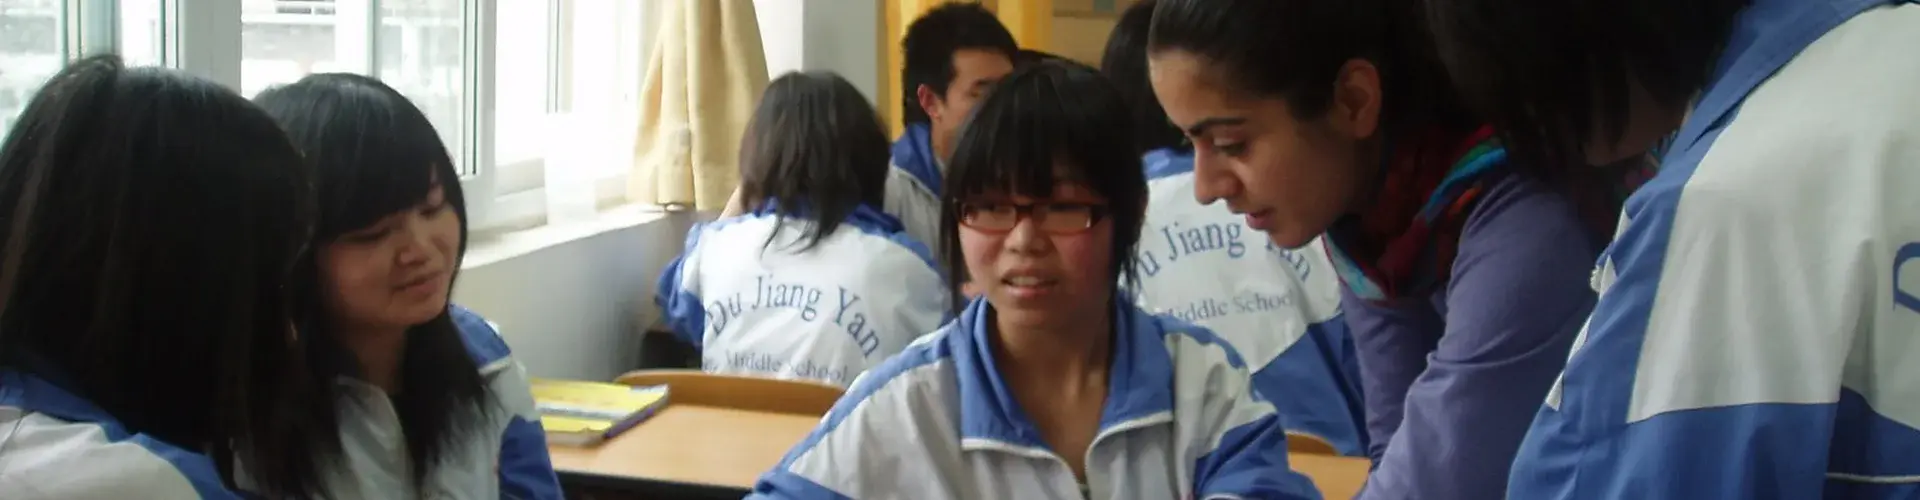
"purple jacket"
1348,174,1599,500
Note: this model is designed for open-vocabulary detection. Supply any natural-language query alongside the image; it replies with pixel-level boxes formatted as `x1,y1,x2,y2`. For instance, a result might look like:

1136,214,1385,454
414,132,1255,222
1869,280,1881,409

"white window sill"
462,203,679,271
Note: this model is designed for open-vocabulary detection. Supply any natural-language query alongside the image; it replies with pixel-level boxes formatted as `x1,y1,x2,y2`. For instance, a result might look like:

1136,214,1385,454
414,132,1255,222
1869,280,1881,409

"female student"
1423,0,1920,497
657,71,948,388
1101,0,1367,457
1146,0,1607,497
0,56,337,498
252,74,561,499
749,60,1320,500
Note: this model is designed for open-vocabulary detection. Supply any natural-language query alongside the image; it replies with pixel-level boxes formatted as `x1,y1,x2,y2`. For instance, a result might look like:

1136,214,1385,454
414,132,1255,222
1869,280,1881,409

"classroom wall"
454,1,882,382
756,0,883,105
453,210,704,381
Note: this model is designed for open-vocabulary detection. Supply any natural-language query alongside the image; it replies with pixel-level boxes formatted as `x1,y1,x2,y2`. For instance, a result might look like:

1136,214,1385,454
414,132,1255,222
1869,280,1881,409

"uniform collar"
891,124,943,194
1669,0,1903,158
0,367,122,433
944,296,1176,451
749,200,905,236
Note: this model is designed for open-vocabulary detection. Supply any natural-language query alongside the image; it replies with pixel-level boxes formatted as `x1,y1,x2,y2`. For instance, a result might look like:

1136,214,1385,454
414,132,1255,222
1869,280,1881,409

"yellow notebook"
530,379,670,446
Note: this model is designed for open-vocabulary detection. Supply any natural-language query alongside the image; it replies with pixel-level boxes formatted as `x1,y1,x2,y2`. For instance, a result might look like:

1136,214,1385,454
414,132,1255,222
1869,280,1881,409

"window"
0,0,62,138
119,0,165,67
378,0,465,174
2,0,652,233
240,0,347,97
483,0,650,229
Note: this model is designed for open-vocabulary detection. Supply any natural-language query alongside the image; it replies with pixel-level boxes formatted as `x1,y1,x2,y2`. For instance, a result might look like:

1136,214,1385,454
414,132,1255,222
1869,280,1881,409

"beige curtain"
628,0,770,211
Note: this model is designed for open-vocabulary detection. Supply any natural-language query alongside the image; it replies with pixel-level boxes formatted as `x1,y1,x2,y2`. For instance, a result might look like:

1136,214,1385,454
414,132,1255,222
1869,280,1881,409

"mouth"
1243,209,1276,231
1000,273,1060,297
395,271,445,293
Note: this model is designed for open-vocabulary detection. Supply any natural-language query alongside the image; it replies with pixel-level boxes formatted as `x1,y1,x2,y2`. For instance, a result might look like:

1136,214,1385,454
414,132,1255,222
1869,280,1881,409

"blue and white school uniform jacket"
747,298,1324,500
0,369,248,499
1508,0,1920,498
883,123,944,248
1133,149,1367,456
316,306,561,499
656,203,949,388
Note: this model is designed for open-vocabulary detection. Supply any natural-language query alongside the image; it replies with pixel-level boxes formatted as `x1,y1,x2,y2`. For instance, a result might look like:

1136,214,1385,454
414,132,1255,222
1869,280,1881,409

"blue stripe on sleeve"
1191,413,1323,499
497,417,563,499
655,222,711,347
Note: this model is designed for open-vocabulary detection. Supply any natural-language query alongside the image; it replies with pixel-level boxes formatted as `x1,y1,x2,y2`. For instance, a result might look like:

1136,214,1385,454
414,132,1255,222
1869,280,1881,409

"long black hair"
739,71,892,252
253,73,488,485
1147,0,1478,147
1100,0,1185,155
0,55,338,497
938,60,1148,310
1424,0,1752,168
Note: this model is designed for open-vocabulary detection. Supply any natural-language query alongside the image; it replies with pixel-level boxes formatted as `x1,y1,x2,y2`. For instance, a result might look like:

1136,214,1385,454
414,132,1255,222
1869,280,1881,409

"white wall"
455,3,881,381
755,0,882,104
454,210,700,381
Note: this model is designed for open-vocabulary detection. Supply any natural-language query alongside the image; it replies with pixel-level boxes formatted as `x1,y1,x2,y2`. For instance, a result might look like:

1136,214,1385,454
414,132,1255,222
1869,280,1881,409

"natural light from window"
0,0,61,139
0,0,652,233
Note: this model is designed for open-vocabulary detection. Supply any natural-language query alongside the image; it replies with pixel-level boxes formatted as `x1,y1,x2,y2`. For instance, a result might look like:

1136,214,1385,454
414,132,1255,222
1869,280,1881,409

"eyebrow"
1183,116,1248,136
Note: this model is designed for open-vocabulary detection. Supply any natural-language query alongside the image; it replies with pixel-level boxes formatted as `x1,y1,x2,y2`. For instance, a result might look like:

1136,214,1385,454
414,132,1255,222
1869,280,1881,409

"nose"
394,220,438,267
1190,151,1240,206
1000,215,1053,256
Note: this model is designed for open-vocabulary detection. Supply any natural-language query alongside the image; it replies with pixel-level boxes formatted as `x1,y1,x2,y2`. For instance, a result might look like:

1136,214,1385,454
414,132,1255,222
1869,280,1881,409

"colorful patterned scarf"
1324,126,1657,302
1323,126,1505,302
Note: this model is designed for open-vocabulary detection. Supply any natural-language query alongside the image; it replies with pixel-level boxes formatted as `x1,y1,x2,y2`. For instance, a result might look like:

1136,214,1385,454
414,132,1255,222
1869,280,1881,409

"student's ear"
916,84,943,122
1329,58,1383,141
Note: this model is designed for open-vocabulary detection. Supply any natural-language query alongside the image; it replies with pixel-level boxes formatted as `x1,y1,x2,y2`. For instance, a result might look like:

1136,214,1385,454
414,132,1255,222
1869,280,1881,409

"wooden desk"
550,404,1370,499
1291,454,1372,500
549,404,819,498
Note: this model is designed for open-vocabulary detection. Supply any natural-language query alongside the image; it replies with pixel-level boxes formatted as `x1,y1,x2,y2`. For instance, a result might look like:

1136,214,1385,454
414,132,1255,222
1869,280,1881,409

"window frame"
21,0,652,234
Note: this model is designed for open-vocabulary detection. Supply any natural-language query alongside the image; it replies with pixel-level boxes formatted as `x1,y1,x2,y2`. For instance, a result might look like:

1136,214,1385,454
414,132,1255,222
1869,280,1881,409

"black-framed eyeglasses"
957,202,1108,234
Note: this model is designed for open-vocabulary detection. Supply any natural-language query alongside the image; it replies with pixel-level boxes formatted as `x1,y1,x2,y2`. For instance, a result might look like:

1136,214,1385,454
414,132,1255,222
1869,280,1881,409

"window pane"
553,0,644,176
493,0,548,167
378,0,464,174
240,0,344,98
120,0,166,67
0,0,62,138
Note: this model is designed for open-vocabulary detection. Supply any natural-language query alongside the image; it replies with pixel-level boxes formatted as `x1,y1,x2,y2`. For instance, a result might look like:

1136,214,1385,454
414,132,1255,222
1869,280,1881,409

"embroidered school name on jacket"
746,298,1323,500
657,204,948,388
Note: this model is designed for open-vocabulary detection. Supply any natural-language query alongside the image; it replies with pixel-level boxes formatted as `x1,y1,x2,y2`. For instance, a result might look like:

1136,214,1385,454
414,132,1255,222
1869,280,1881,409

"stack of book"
531,379,671,446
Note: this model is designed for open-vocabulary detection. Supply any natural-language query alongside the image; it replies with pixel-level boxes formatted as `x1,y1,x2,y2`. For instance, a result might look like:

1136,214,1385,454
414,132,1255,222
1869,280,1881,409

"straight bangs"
943,66,1140,207
938,60,1148,305
319,135,453,239
253,74,466,242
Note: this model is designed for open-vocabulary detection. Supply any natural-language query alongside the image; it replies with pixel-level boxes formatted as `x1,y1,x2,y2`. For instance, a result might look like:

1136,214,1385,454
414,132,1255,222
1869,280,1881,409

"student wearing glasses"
1423,0,1920,496
657,71,948,388
748,61,1320,500
1102,0,1366,457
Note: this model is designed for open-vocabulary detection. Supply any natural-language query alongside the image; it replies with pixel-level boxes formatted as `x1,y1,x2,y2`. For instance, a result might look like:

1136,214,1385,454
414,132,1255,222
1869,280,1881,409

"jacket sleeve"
1506,167,1900,498
493,359,564,500
1189,385,1325,500
654,222,710,347
1354,180,1596,500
